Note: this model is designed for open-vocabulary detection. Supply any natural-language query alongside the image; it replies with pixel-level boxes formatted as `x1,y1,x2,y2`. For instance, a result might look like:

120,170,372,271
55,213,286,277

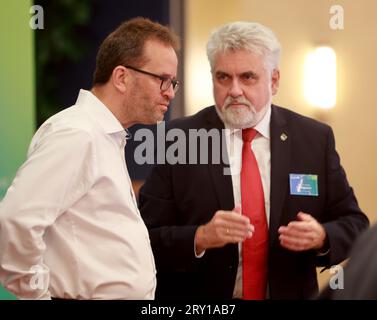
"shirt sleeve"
0,124,96,299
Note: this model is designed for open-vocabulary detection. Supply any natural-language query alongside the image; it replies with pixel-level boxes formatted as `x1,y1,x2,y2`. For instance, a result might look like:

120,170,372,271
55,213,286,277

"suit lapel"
205,107,234,211
269,105,291,244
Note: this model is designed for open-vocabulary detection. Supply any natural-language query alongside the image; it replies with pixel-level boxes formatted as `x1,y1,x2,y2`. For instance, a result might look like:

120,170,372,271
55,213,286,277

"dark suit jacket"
139,105,369,299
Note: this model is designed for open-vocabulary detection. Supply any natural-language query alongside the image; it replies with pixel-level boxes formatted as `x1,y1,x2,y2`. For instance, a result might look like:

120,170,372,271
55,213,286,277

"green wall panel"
0,0,35,300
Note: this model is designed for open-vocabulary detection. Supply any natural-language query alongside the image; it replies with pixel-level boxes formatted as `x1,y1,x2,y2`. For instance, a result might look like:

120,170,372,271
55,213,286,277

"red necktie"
241,128,268,300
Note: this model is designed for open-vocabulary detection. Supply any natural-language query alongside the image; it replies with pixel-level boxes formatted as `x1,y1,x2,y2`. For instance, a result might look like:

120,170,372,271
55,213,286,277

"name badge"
289,174,318,196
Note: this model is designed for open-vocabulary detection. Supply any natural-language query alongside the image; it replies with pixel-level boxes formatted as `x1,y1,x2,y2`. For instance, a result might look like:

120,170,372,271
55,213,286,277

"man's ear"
111,66,128,93
271,68,280,95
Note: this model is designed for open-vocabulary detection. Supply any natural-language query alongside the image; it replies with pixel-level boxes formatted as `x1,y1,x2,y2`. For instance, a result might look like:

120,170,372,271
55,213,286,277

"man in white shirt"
0,17,180,299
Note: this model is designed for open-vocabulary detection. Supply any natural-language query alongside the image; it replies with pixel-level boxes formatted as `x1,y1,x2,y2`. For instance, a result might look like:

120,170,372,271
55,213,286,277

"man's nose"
163,84,175,100
228,79,243,97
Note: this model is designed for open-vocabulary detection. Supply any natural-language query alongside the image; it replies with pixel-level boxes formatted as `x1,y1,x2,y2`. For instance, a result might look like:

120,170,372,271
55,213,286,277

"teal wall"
0,0,35,300
0,0,35,199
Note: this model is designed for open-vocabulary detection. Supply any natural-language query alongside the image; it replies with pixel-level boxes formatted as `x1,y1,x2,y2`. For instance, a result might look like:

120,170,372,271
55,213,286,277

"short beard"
215,96,271,129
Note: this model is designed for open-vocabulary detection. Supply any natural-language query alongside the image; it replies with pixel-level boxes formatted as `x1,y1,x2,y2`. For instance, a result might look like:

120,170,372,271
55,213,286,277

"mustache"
224,97,252,109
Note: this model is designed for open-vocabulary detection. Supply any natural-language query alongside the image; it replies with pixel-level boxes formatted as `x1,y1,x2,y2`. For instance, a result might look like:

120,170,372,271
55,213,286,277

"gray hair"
206,21,281,72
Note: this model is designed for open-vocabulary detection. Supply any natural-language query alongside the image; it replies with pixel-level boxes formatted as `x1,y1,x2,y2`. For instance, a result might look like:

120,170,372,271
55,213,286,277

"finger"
233,205,241,214
222,224,253,239
278,224,307,236
215,211,253,235
278,220,313,234
227,235,246,244
225,220,254,235
222,211,251,224
224,228,251,243
278,225,288,234
279,231,317,248
213,214,251,232
220,218,252,233
280,230,318,246
281,224,316,239
279,234,311,251
286,221,313,233
297,212,313,222
225,228,251,239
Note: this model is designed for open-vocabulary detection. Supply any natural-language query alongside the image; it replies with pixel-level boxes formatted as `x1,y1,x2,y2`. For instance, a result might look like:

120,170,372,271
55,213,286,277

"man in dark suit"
139,21,369,299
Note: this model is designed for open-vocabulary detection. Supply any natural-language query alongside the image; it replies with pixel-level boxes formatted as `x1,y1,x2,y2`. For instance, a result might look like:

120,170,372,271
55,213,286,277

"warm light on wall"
304,46,336,109
185,49,213,115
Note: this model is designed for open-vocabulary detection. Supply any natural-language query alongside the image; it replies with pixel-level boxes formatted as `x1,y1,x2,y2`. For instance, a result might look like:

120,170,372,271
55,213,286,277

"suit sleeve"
139,163,201,272
318,127,369,266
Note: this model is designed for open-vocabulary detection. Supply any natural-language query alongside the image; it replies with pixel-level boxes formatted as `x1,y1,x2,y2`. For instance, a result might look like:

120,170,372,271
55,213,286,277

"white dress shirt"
225,106,271,299
0,89,156,299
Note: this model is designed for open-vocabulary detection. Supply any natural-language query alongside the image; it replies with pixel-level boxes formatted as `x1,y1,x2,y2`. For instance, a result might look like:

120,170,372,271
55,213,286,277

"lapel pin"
280,133,288,141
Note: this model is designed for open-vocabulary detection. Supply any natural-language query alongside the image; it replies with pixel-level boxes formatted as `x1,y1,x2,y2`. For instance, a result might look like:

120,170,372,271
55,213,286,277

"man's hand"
278,212,327,251
195,207,254,255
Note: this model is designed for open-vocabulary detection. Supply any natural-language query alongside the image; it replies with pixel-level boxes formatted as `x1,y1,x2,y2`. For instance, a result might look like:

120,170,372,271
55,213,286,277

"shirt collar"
224,104,271,139
254,105,271,139
76,89,125,136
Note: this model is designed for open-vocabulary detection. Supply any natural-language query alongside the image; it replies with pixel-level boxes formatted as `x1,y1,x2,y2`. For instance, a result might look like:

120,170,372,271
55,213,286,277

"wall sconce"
304,46,336,109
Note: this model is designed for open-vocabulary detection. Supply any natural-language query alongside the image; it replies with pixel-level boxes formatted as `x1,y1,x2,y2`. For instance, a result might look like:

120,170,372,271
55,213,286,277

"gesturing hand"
278,212,326,252
195,206,254,254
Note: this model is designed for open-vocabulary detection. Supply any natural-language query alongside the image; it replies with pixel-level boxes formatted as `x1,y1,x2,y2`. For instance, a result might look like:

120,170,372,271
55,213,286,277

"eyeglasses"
125,65,179,93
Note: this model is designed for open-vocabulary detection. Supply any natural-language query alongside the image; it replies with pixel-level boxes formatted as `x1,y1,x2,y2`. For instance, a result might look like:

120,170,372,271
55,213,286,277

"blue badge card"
289,174,318,196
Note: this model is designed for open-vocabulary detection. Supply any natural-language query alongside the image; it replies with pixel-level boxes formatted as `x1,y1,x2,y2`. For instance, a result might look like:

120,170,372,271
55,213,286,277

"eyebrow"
215,70,228,76
215,70,259,78
161,73,177,80
240,71,259,78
